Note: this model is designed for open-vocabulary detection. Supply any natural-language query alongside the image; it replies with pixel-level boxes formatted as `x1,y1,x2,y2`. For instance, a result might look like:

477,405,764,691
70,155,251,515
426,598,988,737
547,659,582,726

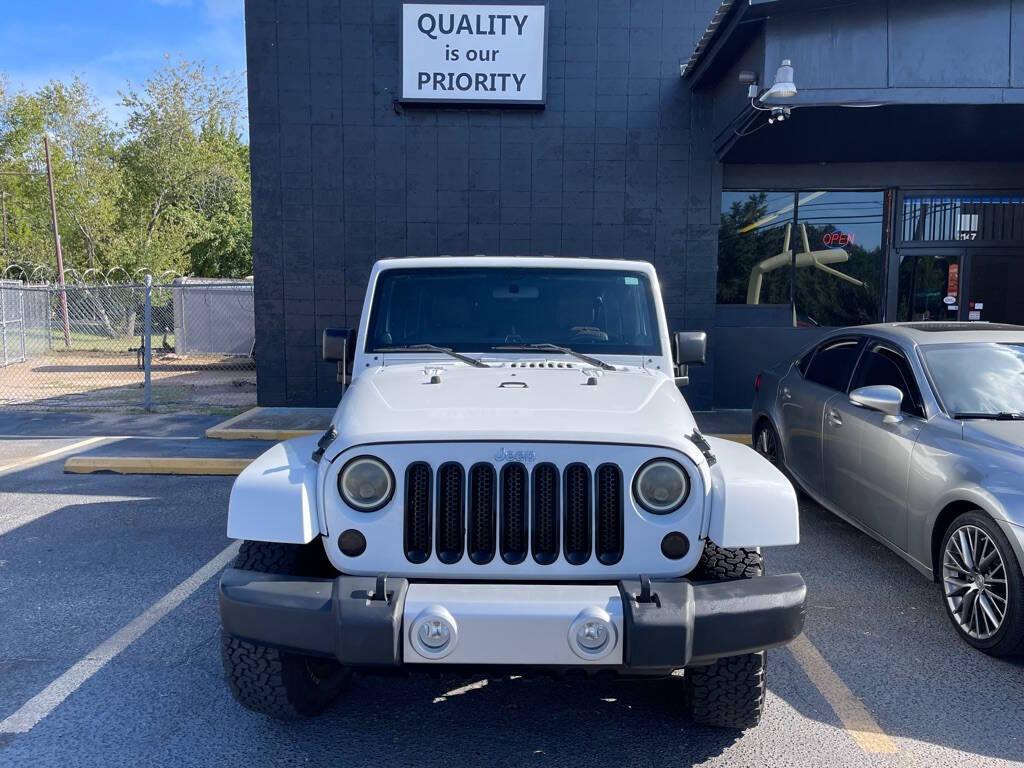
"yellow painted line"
205,427,320,441
710,433,752,445
788,633,898,754
64,456,253,476
203,407,263,438
0,437,108,476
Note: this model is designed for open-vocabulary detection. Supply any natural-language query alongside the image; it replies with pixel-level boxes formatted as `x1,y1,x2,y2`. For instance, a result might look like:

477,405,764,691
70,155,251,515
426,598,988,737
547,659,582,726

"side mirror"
673,331,707,367
323,328,356,390
672,331,706,387
850,385,903,424
323,328,355,363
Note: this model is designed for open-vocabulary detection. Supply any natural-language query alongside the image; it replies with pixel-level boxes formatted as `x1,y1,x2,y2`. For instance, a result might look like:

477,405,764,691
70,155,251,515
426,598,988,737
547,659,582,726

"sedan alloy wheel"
942,523,1009,641
754,422,779,466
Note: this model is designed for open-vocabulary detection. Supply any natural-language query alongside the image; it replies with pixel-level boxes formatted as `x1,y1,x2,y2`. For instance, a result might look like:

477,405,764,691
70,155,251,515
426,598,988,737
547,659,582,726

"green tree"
119,58,251,277
0,76,125,276
1,58,252,281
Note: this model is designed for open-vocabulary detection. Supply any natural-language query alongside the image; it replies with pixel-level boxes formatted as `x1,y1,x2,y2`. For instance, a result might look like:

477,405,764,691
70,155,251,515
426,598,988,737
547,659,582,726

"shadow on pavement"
772,499,1024,763
287,672,740,766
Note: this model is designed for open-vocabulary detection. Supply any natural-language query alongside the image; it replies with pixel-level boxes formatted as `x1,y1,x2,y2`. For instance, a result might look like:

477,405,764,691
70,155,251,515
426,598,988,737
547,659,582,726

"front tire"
683,542,767,729
940,511,1024,657
753,418,782,468
221,541,348,719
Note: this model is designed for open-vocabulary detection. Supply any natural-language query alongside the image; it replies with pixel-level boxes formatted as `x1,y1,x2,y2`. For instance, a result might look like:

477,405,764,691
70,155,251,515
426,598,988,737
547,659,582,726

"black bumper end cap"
218,569,408,666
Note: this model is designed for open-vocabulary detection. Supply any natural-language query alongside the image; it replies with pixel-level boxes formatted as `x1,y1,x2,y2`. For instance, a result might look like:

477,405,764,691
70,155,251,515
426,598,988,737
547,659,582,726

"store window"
902,196,1024,242
717,190,885,327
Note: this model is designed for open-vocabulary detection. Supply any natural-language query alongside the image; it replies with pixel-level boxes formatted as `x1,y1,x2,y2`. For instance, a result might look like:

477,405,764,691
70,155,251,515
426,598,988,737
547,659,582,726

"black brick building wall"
246,0,722,408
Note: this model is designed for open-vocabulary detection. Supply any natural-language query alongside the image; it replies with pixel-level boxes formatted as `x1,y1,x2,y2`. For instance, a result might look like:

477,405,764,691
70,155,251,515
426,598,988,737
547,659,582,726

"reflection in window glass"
896,253,960,321
794,191,883,327
903,196,1024,242
717,190,884,327
922,343,1024,415
717,191,795,306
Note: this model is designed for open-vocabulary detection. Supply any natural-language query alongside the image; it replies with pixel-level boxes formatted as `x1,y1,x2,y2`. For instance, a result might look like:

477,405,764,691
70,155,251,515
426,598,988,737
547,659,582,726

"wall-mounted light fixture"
760,59,797,101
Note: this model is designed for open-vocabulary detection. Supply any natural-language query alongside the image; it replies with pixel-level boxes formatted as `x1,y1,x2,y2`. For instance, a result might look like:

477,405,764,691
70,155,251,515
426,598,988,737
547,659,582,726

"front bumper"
218,570,806,673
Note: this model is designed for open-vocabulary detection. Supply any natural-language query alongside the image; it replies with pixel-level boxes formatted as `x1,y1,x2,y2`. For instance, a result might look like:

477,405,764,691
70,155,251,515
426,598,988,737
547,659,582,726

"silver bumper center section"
402,584,624,665
218,570,806,672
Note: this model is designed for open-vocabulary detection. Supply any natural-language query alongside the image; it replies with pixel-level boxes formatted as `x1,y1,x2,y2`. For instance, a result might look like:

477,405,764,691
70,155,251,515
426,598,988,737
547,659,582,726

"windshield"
366,267,663,356
921,342,1024,416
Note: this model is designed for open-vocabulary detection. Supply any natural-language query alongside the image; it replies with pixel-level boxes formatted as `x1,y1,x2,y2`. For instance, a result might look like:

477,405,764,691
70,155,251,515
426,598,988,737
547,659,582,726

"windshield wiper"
953,411,1024,421
373,344,490,368
492,343,615,371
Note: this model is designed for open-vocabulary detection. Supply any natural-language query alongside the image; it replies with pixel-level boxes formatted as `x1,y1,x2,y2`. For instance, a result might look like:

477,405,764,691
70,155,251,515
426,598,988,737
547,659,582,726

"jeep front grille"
436,463,464,564
467,463,496,564
500,463,528,564
404,462,432,564
404,460,624,567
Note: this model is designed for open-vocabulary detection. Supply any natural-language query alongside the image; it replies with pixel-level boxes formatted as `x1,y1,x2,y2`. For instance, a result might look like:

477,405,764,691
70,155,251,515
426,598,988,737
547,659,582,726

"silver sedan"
752,322,1024,656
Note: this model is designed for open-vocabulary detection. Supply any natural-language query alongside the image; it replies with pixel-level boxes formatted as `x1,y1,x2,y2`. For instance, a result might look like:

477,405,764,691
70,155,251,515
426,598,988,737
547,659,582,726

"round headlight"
634,459,689,514
338,456,394,512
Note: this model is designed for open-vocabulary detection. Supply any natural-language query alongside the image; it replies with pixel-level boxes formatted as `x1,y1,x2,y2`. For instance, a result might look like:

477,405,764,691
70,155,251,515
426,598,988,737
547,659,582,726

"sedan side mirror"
850,385,903,424
672,331,707,387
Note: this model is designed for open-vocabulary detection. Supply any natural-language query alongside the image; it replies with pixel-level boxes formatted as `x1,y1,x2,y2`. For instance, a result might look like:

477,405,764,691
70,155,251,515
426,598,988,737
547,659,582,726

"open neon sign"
822,231,854,248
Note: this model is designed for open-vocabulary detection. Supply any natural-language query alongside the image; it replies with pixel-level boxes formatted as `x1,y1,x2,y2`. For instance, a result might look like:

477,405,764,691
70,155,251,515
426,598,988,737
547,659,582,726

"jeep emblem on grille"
493,448,536,463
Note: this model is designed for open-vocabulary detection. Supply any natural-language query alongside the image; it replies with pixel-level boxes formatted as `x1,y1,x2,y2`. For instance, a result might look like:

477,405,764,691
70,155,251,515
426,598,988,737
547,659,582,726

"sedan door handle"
826,408,842,427
780,386,792,401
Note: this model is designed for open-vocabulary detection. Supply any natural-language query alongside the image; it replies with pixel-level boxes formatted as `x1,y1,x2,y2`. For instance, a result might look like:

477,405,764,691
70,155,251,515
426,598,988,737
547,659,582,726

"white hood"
330,361,699,453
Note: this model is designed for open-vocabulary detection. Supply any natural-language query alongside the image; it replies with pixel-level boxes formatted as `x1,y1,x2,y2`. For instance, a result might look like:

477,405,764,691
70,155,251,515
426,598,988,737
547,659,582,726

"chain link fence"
0,278,256,411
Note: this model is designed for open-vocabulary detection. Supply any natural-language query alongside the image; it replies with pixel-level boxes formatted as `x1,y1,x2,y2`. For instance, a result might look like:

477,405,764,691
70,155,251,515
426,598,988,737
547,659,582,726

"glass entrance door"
964,252,1024,324
896,250,963,321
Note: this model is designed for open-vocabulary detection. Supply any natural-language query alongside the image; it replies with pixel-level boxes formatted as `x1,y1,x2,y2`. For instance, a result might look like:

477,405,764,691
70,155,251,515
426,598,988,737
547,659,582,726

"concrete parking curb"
205,407,325,441
64,457,254,476
60,434,753,476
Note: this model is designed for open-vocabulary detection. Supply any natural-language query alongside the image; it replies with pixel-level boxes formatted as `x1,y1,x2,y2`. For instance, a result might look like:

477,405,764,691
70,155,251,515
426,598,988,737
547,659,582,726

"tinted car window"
851,344,925,417
366,267,661,356
804,339,862,391
921,342,1024,416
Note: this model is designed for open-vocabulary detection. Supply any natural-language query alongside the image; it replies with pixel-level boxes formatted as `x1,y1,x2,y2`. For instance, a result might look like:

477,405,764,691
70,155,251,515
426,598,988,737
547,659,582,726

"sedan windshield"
366,267,662,356
921,342,1024,417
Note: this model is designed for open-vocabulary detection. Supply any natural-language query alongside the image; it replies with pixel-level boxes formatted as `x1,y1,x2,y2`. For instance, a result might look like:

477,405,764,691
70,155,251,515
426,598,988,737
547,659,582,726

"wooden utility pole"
44,135,71,347
1,191,7,252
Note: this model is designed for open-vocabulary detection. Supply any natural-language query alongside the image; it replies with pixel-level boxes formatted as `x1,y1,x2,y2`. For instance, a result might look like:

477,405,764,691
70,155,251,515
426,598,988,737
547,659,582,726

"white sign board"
401,3,548,105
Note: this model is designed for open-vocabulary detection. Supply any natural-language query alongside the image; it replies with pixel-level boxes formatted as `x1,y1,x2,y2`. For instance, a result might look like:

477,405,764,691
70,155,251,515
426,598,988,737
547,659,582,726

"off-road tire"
691,541,764,581
684,651,767,730
683,541,767,729
221,540,348,719
233,539,337,578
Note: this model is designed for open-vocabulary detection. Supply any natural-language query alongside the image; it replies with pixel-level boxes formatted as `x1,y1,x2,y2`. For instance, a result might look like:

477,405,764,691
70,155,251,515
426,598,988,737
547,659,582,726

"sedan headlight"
633,459,689,514
338,456,394,511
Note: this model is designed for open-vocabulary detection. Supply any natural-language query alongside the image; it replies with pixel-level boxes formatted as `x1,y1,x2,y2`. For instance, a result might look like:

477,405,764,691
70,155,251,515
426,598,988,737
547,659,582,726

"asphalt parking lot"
0,413,1022,768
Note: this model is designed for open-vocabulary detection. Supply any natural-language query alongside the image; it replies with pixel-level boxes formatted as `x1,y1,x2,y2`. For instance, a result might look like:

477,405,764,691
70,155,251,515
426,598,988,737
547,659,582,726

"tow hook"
368,573,390,603
635,574,661,607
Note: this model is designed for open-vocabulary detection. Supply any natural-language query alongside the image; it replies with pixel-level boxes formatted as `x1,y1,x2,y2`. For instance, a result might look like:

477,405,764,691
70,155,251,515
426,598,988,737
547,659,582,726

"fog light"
568,607,617,661
660,532,690,560
409,605,458,659
338,529,366,557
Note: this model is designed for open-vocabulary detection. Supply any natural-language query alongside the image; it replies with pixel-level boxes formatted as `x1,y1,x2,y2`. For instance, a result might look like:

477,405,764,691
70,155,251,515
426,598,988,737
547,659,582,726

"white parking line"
0,437,108,477
0,541,240,735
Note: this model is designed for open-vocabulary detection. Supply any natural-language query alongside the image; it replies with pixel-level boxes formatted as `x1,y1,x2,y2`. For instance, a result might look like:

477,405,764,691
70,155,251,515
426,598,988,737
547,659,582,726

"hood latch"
688,429,717,466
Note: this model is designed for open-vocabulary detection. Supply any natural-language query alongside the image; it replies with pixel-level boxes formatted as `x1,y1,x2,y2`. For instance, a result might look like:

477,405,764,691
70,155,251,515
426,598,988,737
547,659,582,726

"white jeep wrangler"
219,256,805,730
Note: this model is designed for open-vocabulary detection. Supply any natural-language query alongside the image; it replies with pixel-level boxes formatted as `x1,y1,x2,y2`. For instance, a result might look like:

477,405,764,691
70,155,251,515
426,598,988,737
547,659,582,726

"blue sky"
0,0,246,127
